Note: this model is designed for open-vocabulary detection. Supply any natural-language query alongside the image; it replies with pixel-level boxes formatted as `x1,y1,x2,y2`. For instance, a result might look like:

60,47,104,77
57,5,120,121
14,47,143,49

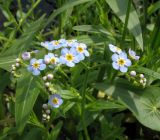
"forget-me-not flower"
44,53,59,65
60,48,80,67
48,94,63,108
129,49,140,60
109,44,122,54
27,58,46,75
112,52,131,73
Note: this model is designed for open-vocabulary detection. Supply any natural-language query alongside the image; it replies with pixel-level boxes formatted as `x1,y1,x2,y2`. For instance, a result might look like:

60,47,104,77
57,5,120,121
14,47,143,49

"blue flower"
48,94,63,108
112,52,131,73
58,39,68,47
60,48,80,67
50,40,62,49
41,41,54,51
67,39,77,47
73,43,89,60
129,49,140,60
44,53,59,67
27,58,46,75
109,44,122,54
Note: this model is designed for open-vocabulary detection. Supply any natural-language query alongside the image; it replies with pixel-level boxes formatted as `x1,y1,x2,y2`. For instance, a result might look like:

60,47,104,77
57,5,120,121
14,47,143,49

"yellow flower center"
50,57,56,64
54,41,59,45
77,46,84,53
32,62,40,69
66,54,74,61
118,59,125,66
52,98,59,104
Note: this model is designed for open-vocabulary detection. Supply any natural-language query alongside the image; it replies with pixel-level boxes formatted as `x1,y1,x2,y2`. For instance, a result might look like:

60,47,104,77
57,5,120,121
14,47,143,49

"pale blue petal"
111,54,118,61
135,56,140,60
59,56,66,64
39,64,46,70
109,44,116,52
120,66,128,73
66,62,75,67
61,48,68,55
112,62,119,70
32,69,40,75
30,58,36,64
27,65,33,72
84,50,89,57
58,99,63,106
119,52,127,59
125,59,132,66
38,59,43,63
77,54,84,61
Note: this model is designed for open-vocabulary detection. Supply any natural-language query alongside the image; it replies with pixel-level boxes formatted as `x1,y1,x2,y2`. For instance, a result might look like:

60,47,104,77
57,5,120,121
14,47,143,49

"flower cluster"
25,39,89,76
42,104,51,122
109,44,140,73
130,71,147,87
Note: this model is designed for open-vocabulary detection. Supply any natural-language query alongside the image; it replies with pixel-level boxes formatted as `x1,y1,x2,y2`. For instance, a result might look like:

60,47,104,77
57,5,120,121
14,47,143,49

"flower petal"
39,64,46,70
111,54,119,61
109,44,116,52
120,66,128,73
112,62,119,70
32,69,40,75
125,59,132,66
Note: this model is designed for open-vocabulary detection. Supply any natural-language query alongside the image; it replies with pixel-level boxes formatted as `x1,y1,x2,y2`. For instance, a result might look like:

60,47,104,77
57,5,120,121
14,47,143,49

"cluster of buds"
42,103,51,122
11,58,21,76
130,71,147,87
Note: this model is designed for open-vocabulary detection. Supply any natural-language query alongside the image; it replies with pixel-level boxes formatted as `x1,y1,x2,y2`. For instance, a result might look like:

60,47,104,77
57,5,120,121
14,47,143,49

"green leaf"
86,100,126,111
95,81,160,131
0,55,16,71
15,73,40,132
45,0,95,27
147,1,160,15
105,0,143,49
49,121,63,140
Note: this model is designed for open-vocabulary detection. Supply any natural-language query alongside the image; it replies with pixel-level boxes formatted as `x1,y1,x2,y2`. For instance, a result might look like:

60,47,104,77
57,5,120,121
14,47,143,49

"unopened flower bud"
140,74,144,78
22,52,31,60
42,76,47,81
46,115,50,120
47,74,53,80
12,66,16,70
16,58,20,63
139,79,143,84
130,71,136,76
42,114,47,118
44,58,50,64
45,82,50,87
143,78,147,82
42,104,48,110
15,63,20,67
46,109,50,114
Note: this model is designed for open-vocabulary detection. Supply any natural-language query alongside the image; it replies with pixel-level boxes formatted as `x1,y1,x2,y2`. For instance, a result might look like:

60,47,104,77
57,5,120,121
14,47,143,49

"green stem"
81,70,90,140
143,0,147,48
121,0,131,46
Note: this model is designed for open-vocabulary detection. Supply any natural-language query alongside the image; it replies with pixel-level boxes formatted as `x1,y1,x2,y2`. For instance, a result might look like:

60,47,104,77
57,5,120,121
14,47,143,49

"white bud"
15,63,20,67
12,66,16,70
140,74,144,78
45,82,50,87
44,58,50,64
42,114,47,118
143,78,147,82
46,115,50,120
42,104,48,109
22,52,31,60
130,71,136,76
139,79,143,84
47,74,53,80
42,76,47,81
16,58,20,63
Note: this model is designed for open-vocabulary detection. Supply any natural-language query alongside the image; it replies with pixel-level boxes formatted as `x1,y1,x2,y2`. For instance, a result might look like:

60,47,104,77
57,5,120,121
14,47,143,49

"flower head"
48,94,63,108
27,58,46,75
60,48,80,67
72,43,89,60
129,49,140,60
67,39,77,47
22,52,31,60
109,44,122,54
44,53,59,68
50,40,62,49
112,52,131,73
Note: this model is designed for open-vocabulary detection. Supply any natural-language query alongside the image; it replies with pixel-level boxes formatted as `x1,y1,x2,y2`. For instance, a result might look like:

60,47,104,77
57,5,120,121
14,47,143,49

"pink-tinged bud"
46,109,50,114
140,74,144,78
130,71,136,76
47,74,53,80
44,58,50,64
22,52,31,60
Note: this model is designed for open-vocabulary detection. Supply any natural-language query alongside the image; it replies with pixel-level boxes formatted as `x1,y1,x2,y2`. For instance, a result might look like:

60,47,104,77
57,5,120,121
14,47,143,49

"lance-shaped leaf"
105,0,143,50
15,73,40,132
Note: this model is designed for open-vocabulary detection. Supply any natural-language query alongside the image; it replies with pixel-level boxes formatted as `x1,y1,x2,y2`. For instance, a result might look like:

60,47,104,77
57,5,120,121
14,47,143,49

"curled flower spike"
60,48,80,67
48,94,63,108
129,49,140,60
109,44,122,54
27,58,46,75
112,52,132,73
